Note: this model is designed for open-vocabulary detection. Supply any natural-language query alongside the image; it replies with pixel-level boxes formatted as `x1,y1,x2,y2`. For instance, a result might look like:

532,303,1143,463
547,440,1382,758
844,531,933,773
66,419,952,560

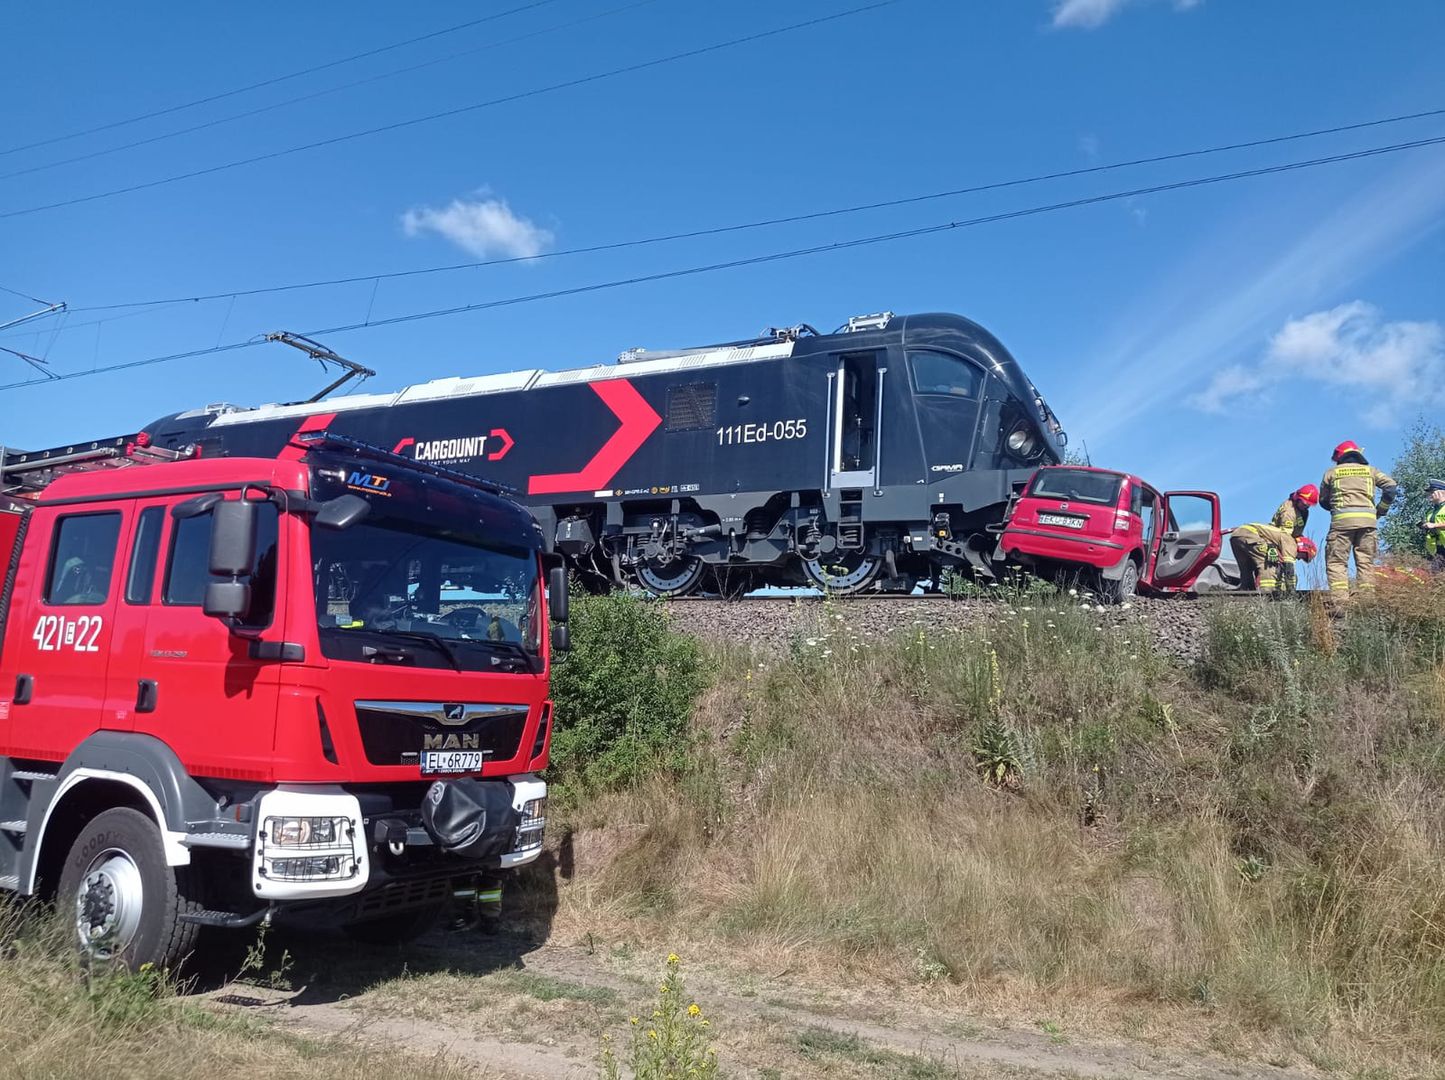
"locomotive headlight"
1007,427,1037,457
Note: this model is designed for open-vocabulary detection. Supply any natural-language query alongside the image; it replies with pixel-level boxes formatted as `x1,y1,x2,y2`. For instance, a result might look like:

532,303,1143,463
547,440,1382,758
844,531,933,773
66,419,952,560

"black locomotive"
144,311,1066,594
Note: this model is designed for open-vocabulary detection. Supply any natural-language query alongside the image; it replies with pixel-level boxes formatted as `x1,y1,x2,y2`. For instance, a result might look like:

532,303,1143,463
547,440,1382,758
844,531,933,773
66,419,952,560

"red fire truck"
0,430,563,969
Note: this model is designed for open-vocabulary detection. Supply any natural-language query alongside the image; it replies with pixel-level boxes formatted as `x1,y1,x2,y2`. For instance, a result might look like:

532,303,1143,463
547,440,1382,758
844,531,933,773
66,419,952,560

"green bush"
548,592,711,801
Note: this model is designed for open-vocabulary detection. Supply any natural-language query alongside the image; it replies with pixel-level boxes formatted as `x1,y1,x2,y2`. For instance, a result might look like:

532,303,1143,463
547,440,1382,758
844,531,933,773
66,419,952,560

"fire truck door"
131,498,283,772
100,503,168,732
2,506,131,761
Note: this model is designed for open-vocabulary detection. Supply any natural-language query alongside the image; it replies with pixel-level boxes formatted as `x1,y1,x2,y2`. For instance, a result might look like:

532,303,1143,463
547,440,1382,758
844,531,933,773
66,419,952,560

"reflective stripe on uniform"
478,888,503,904
1330,510,1377,524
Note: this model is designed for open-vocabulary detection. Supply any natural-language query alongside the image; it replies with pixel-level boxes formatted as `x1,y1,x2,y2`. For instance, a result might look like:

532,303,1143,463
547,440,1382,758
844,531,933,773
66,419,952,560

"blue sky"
3,0,1443,539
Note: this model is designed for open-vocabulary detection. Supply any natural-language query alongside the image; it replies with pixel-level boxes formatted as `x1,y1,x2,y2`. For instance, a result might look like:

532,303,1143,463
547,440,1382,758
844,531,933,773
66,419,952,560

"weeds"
601,954,717,1079
557,594,1445,1076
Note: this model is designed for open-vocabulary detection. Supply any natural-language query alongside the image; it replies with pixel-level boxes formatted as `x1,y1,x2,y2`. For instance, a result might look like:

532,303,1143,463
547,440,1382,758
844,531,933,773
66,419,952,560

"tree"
1381,419,1445,556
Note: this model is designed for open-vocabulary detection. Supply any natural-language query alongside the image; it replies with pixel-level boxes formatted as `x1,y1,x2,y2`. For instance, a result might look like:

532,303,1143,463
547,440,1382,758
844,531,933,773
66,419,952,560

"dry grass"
0,910,473,1080
538,593,1445,1078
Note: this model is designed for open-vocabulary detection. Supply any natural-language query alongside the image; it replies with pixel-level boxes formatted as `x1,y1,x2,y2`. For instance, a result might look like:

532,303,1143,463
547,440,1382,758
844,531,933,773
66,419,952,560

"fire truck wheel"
1100,558,1140,605
342,902,446,945
57,807,202,972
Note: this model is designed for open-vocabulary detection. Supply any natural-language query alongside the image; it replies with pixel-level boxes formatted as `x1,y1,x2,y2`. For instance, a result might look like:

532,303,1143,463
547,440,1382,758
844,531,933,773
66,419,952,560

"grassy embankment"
537,582,1445,1076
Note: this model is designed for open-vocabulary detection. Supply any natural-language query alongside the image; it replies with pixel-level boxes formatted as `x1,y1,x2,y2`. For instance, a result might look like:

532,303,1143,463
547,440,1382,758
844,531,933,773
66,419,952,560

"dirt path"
206,931,1316,1079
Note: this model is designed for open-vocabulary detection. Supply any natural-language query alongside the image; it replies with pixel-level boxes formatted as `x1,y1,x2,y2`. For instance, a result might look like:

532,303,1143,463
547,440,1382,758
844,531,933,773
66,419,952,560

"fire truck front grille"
353,700,529,767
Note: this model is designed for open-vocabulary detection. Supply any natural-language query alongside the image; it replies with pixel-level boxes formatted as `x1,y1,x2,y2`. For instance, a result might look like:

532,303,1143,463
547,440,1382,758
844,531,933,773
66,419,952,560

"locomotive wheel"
636,555,706,597
802,552,884,594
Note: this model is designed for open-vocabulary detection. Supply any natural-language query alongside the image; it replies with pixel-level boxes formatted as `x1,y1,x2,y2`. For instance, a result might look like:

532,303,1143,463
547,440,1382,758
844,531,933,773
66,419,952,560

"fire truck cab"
0,432,561,968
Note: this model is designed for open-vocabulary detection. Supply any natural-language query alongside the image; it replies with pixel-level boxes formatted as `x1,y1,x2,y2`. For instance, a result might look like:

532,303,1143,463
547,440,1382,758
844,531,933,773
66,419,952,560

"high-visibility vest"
1428,503,1445,556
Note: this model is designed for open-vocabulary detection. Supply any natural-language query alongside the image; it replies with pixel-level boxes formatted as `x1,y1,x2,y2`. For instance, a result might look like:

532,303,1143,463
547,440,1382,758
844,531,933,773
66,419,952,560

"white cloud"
1051,0,1201,29
1188,301,1445,422
1062,151,1445,446
401,192,554,259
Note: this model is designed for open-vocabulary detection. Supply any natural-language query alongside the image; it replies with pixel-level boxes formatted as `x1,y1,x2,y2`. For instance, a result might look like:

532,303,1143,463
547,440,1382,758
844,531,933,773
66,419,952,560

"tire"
342,902,445,945
57,807,202,971
635,556,705,597
1100,558,1140,605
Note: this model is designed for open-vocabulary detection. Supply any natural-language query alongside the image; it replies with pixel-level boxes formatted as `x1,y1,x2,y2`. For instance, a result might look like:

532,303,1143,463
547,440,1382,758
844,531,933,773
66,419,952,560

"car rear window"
1029,469,1124,505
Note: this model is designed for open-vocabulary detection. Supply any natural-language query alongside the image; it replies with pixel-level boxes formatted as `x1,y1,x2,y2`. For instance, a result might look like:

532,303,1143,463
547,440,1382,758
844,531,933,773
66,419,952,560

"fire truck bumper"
248,778,547,902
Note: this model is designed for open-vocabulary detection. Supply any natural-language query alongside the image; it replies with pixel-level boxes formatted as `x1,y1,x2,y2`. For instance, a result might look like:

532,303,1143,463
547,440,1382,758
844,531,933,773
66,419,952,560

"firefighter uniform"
1271,498,1308,540
1320,455,1397,593
1230,523,1298,591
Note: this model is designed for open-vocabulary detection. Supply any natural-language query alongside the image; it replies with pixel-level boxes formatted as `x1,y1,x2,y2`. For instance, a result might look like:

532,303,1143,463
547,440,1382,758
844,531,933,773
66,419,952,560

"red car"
999,465,1222,602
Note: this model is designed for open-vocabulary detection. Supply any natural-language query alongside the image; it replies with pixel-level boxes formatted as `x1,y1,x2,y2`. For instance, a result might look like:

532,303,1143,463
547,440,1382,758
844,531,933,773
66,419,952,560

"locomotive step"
0,820,26,833
9,770,55,783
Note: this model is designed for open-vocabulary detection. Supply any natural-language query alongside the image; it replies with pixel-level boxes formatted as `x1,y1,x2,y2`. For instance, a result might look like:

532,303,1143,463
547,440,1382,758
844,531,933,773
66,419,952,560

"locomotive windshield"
1028,468,1124,506
312,516,541,674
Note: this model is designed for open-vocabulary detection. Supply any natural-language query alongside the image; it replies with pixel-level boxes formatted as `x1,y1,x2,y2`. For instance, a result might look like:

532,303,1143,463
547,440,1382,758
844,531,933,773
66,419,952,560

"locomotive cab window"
163,502,280,626
45,512,122,606
910,350,983,398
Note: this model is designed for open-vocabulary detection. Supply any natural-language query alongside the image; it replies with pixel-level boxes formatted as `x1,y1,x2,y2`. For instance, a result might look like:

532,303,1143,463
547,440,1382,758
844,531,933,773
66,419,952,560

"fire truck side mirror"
315,494,371,531
551,624,570,654
209,498,258,577
548,566,569,624
203,580,252,620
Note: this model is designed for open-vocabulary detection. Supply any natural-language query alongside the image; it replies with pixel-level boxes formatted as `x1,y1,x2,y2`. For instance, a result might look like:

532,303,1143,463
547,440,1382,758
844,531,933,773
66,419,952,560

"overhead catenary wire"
0,0,565,160
64,103,1445,315
0,282,56,306
0,0,901,221
0,0,664,184
3,131,1441,394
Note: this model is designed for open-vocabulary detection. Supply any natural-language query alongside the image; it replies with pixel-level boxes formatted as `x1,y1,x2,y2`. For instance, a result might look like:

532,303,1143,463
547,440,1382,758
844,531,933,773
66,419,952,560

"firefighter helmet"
1296,537,1318,562
1293,484,1320,507
1332,440,1363,462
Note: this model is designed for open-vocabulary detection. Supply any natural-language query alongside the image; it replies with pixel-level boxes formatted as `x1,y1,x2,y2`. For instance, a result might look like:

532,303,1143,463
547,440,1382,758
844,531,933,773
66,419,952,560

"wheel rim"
75,848,145,960
803,553,883,594
636,556,704,596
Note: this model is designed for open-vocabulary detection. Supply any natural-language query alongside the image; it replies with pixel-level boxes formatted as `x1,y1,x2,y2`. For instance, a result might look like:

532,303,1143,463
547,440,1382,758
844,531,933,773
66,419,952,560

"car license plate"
420,751,484,775
1038,513,1086,529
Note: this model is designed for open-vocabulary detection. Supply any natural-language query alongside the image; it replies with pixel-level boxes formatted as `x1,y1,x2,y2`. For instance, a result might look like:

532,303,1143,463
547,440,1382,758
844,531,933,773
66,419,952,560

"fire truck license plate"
421,751,484,775
1038,513,1086,529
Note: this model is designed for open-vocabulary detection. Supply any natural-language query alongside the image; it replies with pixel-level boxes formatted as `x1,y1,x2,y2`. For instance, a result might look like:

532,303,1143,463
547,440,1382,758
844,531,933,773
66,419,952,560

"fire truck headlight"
514,796,547,853
268,816,340,847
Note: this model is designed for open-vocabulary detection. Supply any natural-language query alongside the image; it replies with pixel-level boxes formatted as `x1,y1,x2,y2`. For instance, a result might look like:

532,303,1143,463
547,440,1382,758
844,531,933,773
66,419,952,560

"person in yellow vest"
1320,440,1398,593
1230,523,1316,592
1421,478,1445,573
1272,484,1318,539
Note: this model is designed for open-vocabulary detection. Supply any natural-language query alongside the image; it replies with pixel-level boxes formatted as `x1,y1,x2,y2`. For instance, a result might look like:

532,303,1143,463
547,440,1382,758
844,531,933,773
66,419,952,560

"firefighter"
1319,441,1398,594
1272,484,1319,540
1230,523,1316,592
1422,478,1445,573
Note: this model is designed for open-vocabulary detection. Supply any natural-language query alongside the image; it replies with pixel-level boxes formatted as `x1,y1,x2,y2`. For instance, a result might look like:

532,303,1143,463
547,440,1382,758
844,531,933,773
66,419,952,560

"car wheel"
57,807,202,971
1100,558,1140,605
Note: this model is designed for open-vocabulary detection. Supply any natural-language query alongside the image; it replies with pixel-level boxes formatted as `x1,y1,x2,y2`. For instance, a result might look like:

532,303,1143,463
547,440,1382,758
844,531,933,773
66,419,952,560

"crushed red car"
999,465,1222,602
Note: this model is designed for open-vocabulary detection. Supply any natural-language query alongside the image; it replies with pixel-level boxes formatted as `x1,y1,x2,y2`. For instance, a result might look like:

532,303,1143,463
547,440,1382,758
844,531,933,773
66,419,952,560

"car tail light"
1114,512,1131,531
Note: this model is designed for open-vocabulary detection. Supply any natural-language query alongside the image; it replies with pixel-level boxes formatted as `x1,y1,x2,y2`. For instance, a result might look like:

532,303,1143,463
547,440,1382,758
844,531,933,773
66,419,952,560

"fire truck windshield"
312,515,541,674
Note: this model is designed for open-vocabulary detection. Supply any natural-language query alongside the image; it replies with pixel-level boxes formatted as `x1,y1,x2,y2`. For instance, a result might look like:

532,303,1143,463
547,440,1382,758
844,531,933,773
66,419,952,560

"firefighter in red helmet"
1320,441,1398,594
1230,524,1316,592
1272,484,1318,540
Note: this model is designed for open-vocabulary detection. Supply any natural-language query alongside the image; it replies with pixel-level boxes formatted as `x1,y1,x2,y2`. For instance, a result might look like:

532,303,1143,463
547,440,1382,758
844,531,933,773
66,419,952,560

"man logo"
424,732,481,750
443,703,466,722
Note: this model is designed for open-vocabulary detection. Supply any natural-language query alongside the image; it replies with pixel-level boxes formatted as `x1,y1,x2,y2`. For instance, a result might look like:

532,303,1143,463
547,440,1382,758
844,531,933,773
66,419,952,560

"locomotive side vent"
665,382,718,432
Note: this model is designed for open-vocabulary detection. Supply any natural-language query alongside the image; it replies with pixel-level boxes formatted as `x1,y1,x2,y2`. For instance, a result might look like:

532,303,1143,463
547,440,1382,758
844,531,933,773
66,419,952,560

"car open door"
1151,491,1222,590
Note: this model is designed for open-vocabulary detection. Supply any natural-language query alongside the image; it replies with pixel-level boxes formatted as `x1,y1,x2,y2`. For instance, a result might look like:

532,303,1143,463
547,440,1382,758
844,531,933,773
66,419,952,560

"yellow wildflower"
630,1016,639,1025
648,1030,658,1041
700,1020,710,1028
659,983,669,992
688,1003,701,1017
667,952,680,964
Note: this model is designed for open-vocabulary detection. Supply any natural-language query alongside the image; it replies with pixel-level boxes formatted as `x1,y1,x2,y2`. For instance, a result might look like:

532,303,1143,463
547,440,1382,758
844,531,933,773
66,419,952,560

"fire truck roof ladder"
0,435,191,495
